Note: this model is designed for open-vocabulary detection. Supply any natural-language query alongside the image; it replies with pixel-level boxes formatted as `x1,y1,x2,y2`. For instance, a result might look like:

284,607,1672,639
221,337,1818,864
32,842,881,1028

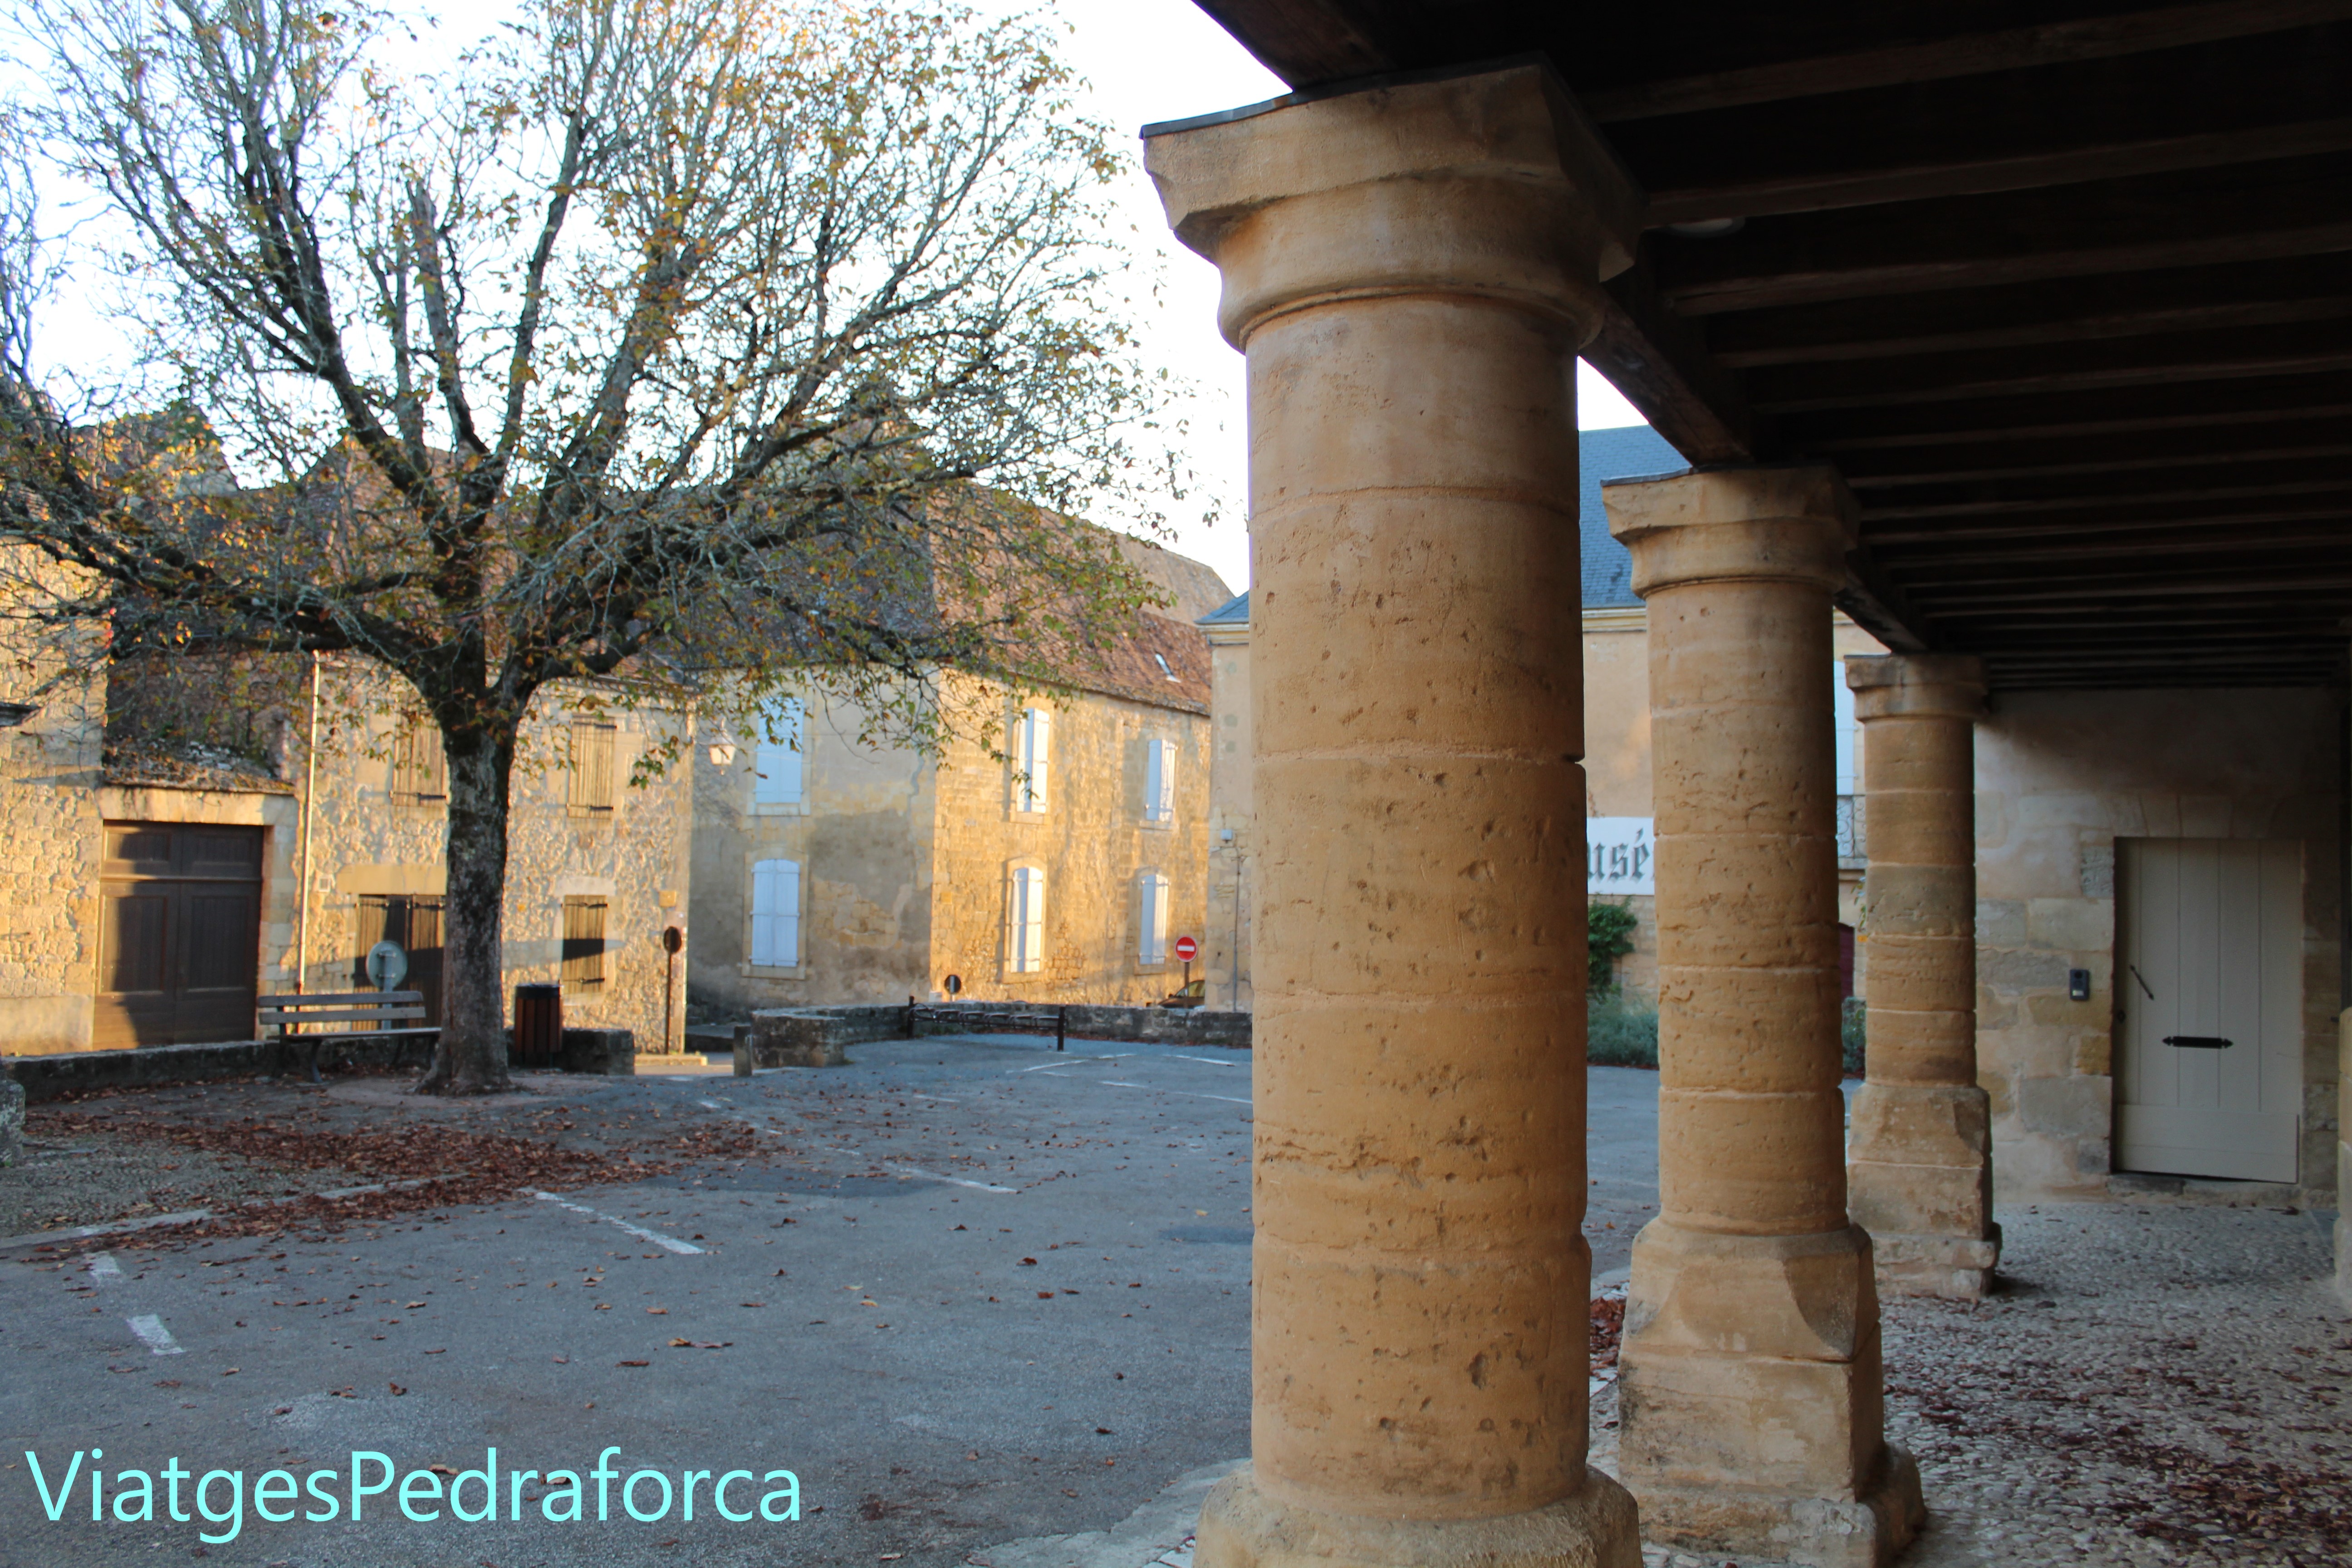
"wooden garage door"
95,822,265,1047
2116,838,2302,1184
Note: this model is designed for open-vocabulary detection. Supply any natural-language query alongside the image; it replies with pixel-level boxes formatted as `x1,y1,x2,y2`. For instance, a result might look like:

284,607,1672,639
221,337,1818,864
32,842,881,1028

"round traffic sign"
1173,935,1199,963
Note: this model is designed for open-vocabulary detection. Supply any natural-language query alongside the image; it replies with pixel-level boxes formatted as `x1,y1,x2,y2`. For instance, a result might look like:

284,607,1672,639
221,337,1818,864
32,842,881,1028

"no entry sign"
1173,935,1199,963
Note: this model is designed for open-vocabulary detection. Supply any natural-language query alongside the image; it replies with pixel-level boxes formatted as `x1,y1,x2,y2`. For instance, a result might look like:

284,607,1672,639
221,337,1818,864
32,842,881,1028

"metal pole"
293,651,322,995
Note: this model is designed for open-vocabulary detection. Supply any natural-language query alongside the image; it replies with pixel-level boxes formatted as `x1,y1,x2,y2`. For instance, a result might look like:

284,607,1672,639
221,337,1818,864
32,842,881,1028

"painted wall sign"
1588,818,1655,896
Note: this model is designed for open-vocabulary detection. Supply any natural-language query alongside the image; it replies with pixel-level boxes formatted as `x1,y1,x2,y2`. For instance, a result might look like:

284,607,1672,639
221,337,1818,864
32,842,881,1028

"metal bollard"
732,1022,754,1077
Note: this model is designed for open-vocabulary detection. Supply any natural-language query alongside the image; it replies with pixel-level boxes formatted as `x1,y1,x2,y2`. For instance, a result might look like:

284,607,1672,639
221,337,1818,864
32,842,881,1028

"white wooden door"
2116,838,2302,1183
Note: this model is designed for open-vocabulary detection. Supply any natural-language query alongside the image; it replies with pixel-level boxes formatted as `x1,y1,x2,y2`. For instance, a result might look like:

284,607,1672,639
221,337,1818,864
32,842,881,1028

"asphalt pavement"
0,1036,1663,1568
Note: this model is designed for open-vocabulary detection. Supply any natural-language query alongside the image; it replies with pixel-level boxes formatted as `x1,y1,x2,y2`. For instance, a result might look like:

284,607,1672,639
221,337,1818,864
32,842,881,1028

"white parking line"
1171,1055,1243,1067
1014,1055,1131,1073
87,1254,125,1284
1097,1081,1254,1108
884,1164,1016,1194
126,1314,183,1356
524,1191,705,1254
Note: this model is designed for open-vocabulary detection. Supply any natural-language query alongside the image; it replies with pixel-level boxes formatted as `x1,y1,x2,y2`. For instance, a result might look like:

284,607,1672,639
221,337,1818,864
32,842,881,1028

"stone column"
1844,655,1999,1299
1604,468,1923,1568
1145,64,1642,1568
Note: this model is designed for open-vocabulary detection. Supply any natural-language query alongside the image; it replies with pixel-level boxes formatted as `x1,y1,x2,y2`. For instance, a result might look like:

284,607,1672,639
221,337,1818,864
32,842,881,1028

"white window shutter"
755,699,805,805
1021,708,1051,813
1012,866,1047,974
1139,871,1170,964
1148,738,1176,822
752,858,800,967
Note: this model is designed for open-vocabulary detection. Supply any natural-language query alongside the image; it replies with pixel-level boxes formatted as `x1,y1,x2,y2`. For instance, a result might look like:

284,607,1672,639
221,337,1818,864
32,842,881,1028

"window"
1137,870,1171,965
753,698,806,809
390,721,446,804
560,897,608,988
1014,706,1051,814
1143,737,1176,824
354,894,445,1026
1007,864,1046,974
751,858,802,969
568,722,616,815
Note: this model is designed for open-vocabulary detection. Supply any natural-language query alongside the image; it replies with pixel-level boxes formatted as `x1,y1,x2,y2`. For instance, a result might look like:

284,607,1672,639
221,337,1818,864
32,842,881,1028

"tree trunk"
415,722,518,1095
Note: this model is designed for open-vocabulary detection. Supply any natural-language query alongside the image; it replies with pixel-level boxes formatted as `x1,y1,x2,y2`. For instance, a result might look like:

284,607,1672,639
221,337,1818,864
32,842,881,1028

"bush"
1587,993,1659,1069
1588,902,1640,992
1841,997,1867,1078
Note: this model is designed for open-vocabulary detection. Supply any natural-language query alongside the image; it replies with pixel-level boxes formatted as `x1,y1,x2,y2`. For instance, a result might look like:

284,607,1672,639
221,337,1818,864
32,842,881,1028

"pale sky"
1027,0,1651,595
10,0,1652,599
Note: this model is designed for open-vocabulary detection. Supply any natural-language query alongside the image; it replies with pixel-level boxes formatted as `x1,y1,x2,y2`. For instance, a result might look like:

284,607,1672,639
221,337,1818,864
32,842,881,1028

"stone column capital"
1845,653,1987,722
1602,464,1857,599
1142,62,1643,348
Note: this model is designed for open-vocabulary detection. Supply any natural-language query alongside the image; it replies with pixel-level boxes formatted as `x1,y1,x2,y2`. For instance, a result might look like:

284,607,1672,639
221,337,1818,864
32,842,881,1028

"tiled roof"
1197,591,1250,626
1577,424,1686,610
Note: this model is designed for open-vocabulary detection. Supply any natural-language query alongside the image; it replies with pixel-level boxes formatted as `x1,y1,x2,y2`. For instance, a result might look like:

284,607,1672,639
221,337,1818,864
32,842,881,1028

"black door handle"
2161,1035,2233,1050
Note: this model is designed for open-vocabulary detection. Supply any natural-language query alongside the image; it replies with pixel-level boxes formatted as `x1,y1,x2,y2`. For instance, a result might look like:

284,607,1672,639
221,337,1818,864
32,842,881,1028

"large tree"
0,0,1179,1092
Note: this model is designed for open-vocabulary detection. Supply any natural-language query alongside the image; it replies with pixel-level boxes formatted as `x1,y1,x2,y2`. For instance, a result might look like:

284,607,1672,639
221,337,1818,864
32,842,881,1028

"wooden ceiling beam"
1579,0,2352,121
1918,573,2352,608
1653,154,2352,315
1749,319,2352,415
1876,526,2352,569
1857,470,2352,523
1707,255,2352,368
1839,427,2352,488
1582,261,1758,464
1870,502,2352,548
1784,370,2352,453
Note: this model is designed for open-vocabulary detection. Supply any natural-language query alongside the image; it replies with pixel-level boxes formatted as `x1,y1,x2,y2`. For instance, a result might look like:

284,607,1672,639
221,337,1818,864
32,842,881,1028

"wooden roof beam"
1749,319,2352,415
1580,0,2352,121
1654,154,2352,315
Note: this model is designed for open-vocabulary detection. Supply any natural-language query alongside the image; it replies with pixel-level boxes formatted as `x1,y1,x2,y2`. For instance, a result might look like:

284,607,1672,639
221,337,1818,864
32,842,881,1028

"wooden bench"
258,991,437,1083
905,1000,1068,1053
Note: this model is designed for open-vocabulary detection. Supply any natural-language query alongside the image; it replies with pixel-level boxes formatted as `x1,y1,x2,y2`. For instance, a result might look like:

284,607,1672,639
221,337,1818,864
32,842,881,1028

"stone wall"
295,664,692,1051
688,686,937,1014
926,671,1212,1006
0,559,104,1053
1204,616,1254,1012
1975,687,2341,1200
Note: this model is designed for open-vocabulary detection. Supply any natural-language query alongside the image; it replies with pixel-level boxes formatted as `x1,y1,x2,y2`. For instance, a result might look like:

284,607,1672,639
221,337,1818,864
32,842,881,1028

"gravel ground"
1603,1200,2349,1567
0,1124,364,1236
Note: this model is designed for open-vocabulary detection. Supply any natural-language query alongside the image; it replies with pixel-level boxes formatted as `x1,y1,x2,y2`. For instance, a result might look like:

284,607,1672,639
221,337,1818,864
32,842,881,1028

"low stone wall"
747,1005,906,1068
557,1028,636,1076
0,1029,636,1101
745,1002,1250,1068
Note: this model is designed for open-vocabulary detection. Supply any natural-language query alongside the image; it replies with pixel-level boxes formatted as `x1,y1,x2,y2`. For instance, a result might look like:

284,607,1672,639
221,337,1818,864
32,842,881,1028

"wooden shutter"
751,859,801,967
1146,738,1175,823
1019,708,1050,813
561,897,608,987
1139,870,1171,964
1010,866,1046,974
391,723,446,802
569,724,616,813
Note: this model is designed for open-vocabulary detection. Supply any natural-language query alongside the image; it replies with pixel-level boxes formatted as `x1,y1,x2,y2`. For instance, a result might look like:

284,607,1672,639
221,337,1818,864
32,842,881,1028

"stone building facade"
0,644,691,1058
0,554,106,1052
688,539,1229,1015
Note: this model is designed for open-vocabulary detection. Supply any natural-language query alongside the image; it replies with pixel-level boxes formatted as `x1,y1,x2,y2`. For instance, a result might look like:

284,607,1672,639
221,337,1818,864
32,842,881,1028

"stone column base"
1195,1465,1641,1568
1868,1226,2000,1300
1625,1445,1924,1568
1618,1222,1922,1568
1848,1082,1999,1299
